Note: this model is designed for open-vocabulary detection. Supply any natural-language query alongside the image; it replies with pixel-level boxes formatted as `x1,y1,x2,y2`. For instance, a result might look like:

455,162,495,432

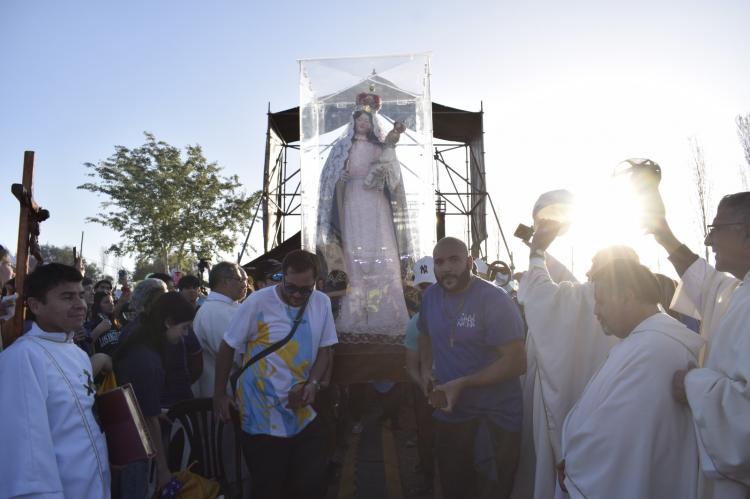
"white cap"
412,256,436,286
532,189,575,230
474,258,489,277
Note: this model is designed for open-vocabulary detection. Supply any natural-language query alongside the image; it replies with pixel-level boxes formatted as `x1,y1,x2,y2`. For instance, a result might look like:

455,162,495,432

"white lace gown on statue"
336,140,409,337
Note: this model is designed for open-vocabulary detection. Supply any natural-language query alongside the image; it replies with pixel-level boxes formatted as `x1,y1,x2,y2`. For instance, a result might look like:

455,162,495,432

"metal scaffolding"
239,103,514,271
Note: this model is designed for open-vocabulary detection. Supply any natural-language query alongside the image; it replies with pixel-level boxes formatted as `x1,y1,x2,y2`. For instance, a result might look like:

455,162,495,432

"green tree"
39,244,102,279
79,133,260,270
132,253,197,281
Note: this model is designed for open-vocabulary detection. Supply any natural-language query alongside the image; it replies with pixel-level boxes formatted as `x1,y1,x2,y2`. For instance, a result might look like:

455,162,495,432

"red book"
97,383,156,466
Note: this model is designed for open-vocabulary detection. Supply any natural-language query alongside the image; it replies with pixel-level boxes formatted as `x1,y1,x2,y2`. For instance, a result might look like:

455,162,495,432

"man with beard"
418,237,526,499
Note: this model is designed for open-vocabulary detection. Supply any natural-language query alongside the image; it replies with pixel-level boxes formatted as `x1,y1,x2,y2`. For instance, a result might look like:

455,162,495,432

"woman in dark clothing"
81,291,120,356
113,292,195,498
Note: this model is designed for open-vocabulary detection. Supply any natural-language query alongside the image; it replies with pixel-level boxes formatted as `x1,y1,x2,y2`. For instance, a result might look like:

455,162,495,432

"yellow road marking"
338,433,359,499
382,427,403,499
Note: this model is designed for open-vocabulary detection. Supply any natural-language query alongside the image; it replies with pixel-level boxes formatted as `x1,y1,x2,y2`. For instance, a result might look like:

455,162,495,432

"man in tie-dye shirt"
214,250,337,499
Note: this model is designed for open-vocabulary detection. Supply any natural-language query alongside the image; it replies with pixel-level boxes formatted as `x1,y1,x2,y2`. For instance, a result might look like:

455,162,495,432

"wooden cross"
7,151,50,345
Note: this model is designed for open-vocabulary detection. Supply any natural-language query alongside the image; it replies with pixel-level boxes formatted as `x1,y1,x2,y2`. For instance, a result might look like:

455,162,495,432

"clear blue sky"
2,0,749,277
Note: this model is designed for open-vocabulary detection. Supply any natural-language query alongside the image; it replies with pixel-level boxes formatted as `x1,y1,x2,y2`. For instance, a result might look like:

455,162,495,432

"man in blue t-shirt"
417,237,526,499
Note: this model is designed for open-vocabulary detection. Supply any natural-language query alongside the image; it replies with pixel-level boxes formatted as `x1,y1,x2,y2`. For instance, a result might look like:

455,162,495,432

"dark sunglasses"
269,272,284,282
282,278,315,297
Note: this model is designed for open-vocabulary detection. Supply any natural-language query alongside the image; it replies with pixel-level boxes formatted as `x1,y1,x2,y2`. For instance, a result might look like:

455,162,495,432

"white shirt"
562,313,704,499
192,291,239,398
0,323,111,498
223,286,337,437
514,254,617,499
673,259,750,497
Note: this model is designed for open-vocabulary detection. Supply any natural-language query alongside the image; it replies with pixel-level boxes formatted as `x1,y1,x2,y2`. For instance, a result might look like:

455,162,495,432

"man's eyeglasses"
282,278,315,297
706,222,746,236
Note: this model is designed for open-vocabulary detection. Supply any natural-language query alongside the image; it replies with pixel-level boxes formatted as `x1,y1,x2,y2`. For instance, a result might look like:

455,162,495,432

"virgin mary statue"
317,92,413,342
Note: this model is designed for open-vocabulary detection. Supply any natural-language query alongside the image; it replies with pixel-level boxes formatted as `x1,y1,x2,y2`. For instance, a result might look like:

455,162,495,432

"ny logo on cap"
420,265,428,274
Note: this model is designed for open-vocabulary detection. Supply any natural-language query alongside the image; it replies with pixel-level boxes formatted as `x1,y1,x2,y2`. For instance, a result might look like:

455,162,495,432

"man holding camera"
514,218,639,499
213,250,337,499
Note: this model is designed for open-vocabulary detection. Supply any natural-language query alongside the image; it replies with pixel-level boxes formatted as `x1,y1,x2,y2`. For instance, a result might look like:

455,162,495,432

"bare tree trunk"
689,137,711,261
738,165,749,191
737,113,750,169
737,113,750,190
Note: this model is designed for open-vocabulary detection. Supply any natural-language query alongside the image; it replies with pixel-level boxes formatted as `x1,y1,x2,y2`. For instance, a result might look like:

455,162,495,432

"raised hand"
529,219,562,255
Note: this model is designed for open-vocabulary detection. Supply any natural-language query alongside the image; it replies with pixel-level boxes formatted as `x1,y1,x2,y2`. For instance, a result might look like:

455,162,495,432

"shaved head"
433,237,472,292
434,237,468,257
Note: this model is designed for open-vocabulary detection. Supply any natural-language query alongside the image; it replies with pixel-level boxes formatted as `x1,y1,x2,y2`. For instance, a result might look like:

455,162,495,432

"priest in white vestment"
0,263,111,499
650,191,750,499
561,258,703,499
192,262,247,398
512,218,637,499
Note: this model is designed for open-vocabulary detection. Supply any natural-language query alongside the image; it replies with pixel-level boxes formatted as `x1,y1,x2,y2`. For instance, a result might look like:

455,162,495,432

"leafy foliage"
132,254,195,281
78,133,260,270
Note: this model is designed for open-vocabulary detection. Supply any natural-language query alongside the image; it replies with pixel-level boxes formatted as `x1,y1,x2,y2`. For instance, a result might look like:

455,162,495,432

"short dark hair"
82,277,94,287
178,275,201,290
590,259,662,305
94,279,112,290
149,272,174,285
718,191,750,221
25,263,83,303
0,244,10,260
209,262,241,289
282,250,318,277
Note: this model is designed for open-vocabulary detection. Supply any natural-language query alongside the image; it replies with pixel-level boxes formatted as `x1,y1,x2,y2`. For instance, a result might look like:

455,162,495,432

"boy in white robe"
0,263,111,498
512,219,637,499
560,259,704,499
650,190,750,498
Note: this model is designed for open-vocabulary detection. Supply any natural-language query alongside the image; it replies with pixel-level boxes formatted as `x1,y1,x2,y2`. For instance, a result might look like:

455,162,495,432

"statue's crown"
355,92,381,114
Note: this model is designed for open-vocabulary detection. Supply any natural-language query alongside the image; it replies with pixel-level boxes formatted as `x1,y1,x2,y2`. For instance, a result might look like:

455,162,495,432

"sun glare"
556,175,669,278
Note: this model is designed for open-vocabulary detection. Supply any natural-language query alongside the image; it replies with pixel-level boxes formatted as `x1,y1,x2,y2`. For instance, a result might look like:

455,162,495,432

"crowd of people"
0,183,748,499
